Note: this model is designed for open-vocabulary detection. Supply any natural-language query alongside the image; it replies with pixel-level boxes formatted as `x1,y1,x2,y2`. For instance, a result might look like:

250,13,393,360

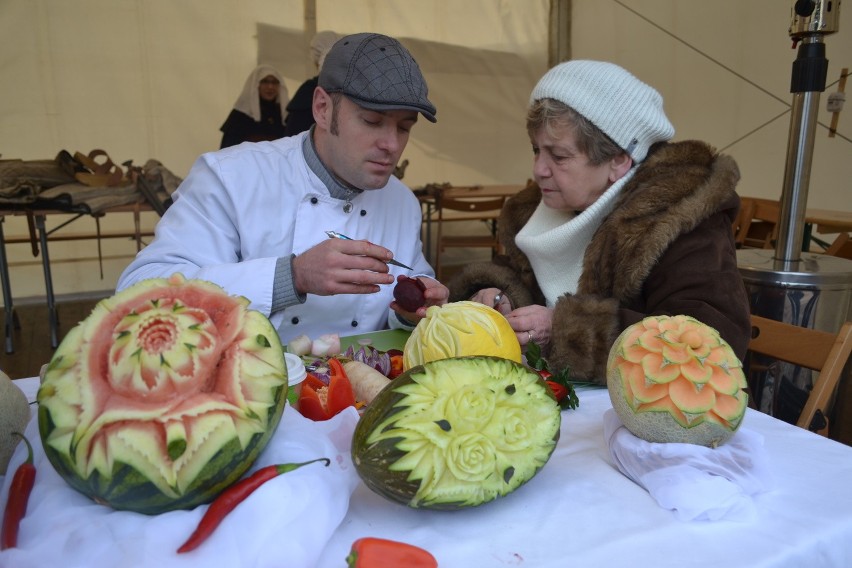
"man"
118,33,448,343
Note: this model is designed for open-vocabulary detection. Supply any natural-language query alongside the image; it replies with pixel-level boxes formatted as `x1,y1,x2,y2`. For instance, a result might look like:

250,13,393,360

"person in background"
284,30,341,137
449,60,751,383
219,64,289,148
118,33,447,344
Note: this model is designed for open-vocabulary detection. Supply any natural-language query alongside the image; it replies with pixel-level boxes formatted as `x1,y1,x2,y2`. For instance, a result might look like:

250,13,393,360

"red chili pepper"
298,359,356,421
1,432,36,551
177,457,330,553
546,380,568,403
346,537,437,568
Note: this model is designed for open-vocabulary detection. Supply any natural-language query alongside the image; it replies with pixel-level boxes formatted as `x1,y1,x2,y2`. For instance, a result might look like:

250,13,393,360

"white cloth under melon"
515,170,632,306
603,409,775,522
0,405,361,568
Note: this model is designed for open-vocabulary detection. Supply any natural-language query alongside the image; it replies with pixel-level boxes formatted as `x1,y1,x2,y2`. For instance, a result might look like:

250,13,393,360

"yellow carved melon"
607,315,748,448
403,301,522,370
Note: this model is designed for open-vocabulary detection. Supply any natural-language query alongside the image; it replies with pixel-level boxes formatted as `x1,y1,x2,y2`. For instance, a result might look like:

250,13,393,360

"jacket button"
310,197,318,204
291,317,300,324
360,209,367,216
351,320,358,327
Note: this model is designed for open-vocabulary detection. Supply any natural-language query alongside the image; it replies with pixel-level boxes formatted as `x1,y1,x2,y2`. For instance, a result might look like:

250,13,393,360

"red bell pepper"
346,537,437,568
298,359,356,421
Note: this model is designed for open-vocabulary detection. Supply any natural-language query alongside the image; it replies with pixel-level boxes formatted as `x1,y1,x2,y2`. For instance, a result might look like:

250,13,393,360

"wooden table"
802,208,852,251
417,184,525,263
0,202,154,353
805,208,852,234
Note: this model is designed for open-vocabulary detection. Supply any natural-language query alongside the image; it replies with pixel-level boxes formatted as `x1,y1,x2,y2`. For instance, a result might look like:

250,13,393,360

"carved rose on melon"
38,274,288,514
607,315,748,448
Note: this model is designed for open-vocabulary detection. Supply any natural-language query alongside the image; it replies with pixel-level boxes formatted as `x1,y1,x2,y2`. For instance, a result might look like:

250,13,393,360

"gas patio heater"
737,0,852,428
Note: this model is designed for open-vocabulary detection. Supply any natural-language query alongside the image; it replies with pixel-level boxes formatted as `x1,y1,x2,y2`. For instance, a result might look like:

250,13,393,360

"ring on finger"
527,330,533,343
492,292,503,307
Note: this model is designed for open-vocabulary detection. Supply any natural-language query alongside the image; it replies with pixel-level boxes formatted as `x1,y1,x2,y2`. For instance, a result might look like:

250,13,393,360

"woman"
284,30,340,136
449,60,751,384
220,64,289,148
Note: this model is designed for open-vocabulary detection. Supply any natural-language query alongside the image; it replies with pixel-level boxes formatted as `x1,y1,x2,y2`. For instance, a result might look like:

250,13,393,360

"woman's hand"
506,305,553,347
390,276,449,322
469,288,512,315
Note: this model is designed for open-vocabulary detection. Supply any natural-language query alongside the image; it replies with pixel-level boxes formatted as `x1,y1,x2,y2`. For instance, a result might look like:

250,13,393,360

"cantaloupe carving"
607,315,748,448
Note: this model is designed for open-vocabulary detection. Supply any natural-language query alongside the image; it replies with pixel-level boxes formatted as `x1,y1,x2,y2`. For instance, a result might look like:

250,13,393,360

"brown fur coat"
448,140,752,384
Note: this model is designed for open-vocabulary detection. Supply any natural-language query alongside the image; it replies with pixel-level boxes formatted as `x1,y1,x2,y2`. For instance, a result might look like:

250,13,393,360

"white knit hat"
530,60,675,162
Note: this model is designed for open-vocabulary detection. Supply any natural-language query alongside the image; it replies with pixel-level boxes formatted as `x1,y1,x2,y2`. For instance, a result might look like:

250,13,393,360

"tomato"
545,380,568,402
298,359,356,420
388,355,405,379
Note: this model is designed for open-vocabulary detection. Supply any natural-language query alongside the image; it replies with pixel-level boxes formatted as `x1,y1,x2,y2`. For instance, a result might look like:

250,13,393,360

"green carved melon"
1,370,31,474
37,274,288,514
607,314,748,448
352,356,560,510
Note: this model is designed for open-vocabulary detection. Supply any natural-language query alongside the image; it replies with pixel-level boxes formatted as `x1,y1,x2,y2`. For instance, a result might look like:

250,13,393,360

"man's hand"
390,275,449,322
292,238,395,295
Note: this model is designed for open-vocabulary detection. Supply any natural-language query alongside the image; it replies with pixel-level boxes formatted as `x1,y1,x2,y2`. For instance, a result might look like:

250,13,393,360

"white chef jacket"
117,131,433,344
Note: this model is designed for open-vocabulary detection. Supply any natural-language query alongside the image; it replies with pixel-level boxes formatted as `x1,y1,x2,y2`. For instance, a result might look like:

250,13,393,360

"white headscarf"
310,31,341,71
232,64,289,123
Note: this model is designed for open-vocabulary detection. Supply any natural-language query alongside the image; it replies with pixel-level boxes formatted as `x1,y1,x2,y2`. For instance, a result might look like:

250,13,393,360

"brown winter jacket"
448,140,752,384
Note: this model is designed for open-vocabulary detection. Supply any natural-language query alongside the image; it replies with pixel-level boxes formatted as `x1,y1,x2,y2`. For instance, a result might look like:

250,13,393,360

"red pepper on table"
298,358,356,421
177,457,330,553
346,537,438,568
1,432,36,551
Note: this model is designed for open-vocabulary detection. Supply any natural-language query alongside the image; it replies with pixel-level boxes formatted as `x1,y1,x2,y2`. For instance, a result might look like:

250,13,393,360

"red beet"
393,276,427,312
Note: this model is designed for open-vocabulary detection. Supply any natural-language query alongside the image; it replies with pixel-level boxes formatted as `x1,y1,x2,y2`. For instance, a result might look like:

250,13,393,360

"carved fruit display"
607,314,748,448
402,301,522,370
37,274,288,514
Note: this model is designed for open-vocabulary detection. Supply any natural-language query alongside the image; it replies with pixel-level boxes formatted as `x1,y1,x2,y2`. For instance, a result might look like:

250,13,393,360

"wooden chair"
825,232,852,260
747,314,852,434
733,197,781,249
434,193,506,280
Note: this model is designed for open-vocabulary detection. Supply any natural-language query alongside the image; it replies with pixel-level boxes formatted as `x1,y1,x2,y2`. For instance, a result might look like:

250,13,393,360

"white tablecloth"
5,377,852,568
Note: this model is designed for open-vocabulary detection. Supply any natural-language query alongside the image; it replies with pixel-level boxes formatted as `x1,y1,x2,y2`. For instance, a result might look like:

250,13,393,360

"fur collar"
498,140,740,302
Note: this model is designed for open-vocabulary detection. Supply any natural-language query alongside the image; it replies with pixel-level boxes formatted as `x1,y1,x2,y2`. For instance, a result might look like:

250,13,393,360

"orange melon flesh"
607,315,748,448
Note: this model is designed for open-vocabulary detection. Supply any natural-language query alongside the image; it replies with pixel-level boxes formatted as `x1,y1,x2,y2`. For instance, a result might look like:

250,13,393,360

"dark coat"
284,77,318,137
219,99,287,149
448,140,752,384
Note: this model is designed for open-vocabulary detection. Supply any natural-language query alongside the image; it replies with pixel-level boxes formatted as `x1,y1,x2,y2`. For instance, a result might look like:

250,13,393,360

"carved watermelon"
37,274,288,514
607,315,748,448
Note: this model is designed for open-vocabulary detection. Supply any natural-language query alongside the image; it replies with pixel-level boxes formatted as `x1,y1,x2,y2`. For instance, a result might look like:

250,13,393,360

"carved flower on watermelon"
607,314,748,448
37,274,288,514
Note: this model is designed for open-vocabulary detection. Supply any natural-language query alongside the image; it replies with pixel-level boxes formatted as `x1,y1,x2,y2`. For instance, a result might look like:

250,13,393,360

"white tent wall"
0,0,549,305
0,0,850,308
